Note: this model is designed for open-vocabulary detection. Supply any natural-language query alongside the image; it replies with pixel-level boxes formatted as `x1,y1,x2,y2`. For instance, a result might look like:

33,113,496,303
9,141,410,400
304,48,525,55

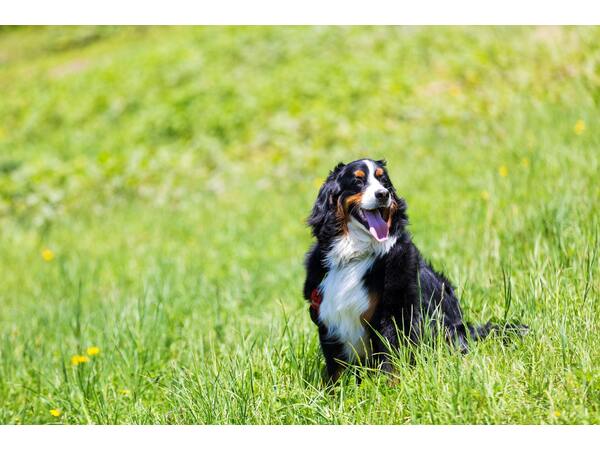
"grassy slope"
0,26,598,424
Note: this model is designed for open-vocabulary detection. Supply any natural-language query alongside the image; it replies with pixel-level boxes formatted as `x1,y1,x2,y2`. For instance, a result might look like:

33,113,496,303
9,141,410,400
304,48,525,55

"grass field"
0,26,599,424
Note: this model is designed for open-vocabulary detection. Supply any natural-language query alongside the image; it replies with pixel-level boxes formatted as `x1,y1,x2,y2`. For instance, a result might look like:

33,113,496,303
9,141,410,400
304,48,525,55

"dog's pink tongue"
364,209,389,241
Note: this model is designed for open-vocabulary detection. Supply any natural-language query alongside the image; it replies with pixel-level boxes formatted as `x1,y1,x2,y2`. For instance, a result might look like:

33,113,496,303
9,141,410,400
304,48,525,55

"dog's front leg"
318,325,346,383
372,303,422,376
372,315,401,374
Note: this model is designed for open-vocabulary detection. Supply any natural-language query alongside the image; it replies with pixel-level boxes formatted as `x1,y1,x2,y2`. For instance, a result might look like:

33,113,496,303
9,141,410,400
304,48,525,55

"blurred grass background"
0,26,598,424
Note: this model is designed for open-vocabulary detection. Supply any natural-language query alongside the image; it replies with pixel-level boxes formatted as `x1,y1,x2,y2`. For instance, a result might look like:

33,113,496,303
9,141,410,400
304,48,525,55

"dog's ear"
307,162,345,238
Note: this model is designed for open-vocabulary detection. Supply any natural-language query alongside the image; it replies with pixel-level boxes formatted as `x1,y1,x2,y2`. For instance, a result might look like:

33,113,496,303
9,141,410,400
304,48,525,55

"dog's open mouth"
352,207,390,242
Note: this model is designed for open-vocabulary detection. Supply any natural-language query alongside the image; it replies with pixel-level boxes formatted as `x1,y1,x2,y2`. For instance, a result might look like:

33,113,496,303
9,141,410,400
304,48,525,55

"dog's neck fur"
325,218,397,268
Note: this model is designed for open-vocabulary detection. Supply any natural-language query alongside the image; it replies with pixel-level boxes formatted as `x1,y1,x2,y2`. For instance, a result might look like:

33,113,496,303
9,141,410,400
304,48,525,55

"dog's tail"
450,321,529,353
467,321,529,341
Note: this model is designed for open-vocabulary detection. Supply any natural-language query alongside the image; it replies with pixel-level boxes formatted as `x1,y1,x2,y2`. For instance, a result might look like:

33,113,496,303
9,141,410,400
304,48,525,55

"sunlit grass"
0,26,598,424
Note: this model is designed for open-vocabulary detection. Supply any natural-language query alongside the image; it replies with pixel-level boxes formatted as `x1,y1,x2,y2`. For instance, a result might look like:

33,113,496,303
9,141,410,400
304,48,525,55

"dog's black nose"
375,189,389,201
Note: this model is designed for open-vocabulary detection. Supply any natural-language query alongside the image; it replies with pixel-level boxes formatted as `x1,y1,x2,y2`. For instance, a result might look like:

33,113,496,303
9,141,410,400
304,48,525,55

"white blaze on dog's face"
360,160,392,211
336,159,395,243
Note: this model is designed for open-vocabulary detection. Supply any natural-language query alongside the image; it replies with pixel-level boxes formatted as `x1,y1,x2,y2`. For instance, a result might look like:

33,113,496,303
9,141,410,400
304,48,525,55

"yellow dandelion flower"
521,157,530,168
313,177,324,189
554,410,561,417
574,119,585,135
86,346,100,356
119,388,131,396
480,190,490,201
50,409,61,417
41,248,55,262
498,165,509,177
71,354,90,366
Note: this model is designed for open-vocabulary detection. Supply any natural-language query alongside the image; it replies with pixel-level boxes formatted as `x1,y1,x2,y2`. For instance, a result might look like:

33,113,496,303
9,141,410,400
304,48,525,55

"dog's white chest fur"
319,255,375,360
318,219,397,360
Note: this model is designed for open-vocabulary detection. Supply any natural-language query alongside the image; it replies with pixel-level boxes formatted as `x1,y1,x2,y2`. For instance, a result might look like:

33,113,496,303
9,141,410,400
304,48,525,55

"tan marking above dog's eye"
354,170,365,178
375,167,384,177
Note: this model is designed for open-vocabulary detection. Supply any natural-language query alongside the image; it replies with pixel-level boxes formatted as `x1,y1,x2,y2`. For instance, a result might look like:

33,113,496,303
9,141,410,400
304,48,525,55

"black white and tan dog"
303,159,526,382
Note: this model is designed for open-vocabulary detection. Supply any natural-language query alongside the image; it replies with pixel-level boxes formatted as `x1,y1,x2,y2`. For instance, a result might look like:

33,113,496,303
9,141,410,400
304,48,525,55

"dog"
303,159,527,382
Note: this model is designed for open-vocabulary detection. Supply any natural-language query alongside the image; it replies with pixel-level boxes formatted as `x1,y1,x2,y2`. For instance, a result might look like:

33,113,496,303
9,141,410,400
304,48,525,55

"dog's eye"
353,170,366,185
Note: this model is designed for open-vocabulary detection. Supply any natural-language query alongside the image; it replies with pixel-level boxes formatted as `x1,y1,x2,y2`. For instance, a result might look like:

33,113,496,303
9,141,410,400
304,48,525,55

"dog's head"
308,159,407,243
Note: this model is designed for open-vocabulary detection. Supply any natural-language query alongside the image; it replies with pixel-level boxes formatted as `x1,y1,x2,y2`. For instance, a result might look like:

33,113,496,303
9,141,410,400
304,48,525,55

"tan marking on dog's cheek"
336,200,349,235
378,203,395,227
336,193,363,235
387,201,398,228
343,193,363,211
334,193,364,235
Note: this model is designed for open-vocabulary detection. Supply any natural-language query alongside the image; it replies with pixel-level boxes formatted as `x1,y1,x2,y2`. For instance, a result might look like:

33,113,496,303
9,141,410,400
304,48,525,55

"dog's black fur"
303,159,526,382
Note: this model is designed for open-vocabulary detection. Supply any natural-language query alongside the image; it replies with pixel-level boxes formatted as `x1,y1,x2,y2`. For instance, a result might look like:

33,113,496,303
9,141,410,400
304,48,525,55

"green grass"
0,26,599,424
